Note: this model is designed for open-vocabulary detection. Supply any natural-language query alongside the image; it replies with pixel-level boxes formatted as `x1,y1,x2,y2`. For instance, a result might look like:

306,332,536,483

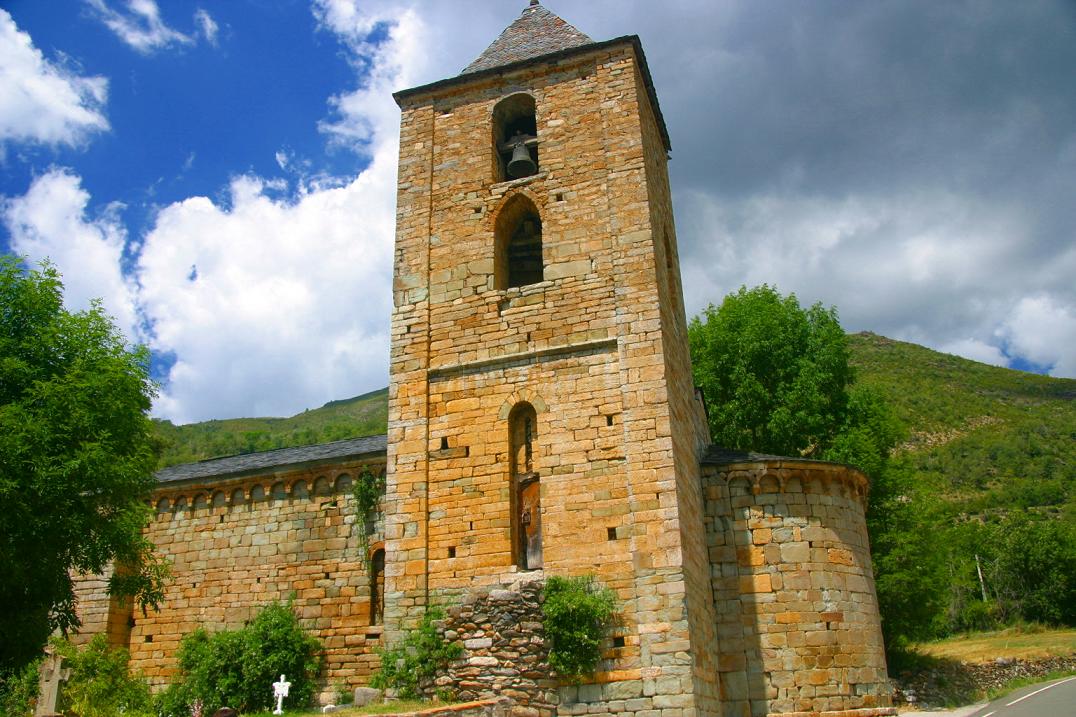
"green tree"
0,257,167,675
988,512,1076,626
864,463,948,650
689,285,953,653
689,285,900,465
689,285,854,456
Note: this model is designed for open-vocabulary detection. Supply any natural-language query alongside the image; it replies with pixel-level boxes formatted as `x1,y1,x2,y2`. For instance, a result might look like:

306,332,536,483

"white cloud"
937,339,1007,369
138,168,396,423
313,3,427,152
1,169,139,340
194,9,218,46
0,10,109,151
137,0,1076,424
675,186,1076,378
997,295,1076,377
10,0,1071,425
84,0,193,53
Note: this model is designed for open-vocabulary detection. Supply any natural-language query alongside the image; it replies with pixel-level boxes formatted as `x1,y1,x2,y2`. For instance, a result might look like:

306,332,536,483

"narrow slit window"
369,548,385,626
509,402,542,570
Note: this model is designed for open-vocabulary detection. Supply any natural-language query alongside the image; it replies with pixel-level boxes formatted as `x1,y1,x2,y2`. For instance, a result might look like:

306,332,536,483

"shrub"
159,602,322,715
0,658,41,717
541,575,616,679
370,609,462,699
52,635,153,717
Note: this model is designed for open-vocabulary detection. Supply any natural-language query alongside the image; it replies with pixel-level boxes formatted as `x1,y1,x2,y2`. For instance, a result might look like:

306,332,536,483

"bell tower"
385,3,720,713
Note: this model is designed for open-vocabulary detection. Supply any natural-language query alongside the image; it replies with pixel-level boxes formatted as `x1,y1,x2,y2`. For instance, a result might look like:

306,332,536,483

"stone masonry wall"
69,564,132,650
436,577,556,714
702,459,894,717
73,457,387,703
634,50,723,717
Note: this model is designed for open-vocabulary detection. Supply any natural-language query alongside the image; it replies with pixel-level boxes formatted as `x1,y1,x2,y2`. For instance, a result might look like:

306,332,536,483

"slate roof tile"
155,434,388,484
462,1,594,74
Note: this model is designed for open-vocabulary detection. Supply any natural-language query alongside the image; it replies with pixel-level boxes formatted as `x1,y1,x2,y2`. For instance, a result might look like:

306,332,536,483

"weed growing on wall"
541,575,616,679
370,609,462,698
156,602,322,715
352,467,386,568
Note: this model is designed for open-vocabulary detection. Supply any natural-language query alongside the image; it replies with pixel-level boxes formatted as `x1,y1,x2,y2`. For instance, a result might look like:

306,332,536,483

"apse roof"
462,1,595,75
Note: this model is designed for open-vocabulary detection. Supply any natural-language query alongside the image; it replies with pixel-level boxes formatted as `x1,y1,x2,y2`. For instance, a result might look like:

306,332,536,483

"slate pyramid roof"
462,1,594,74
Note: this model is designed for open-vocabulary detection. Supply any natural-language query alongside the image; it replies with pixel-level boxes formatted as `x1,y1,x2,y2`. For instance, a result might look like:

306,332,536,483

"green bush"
52,635,153,717
370,609,462,699
158,602,322,715
541,575,616,679
0,658,41,717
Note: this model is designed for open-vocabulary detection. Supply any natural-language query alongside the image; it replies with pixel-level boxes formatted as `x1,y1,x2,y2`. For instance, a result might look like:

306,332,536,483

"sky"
1,0,1074,424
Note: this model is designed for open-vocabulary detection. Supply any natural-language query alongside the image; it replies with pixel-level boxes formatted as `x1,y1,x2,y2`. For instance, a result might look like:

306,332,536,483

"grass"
891,626,1076,708
913,626,1076,663
244,699,447,716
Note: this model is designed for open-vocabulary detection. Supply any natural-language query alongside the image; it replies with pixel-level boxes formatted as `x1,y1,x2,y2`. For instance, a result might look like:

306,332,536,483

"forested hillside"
849,332,1074,517
153,387,388,467
848,332,1074,644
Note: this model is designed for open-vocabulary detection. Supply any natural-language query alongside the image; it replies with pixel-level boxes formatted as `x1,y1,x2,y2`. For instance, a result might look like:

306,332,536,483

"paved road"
964,675,1076,717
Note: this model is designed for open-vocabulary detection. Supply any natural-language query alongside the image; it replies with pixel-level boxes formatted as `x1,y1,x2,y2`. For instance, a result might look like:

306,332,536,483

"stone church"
75,4,893,716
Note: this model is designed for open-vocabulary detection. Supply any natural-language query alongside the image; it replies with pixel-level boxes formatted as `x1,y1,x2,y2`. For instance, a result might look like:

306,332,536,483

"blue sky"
2,0,1075,423
2,1,363,243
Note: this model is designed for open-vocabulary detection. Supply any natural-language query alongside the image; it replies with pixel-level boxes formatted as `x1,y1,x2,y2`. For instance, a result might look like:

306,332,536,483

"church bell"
507,142,537,178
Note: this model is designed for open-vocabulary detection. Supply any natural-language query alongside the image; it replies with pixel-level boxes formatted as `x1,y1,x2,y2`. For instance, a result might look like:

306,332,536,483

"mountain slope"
153,387,389,468
848,332,1075,514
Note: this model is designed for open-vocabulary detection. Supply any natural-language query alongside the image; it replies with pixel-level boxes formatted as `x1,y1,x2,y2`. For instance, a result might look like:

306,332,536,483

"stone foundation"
437,577,557,713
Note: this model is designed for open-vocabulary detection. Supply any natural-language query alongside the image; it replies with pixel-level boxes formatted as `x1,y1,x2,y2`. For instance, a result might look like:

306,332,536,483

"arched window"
509,402,542,570
495,195,544,289
369,548,385,626
493,93,538,181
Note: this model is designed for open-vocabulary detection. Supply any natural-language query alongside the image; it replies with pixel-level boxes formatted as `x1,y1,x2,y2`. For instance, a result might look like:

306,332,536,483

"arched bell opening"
494,194,544,290
508,402,542,570
492,93,539,181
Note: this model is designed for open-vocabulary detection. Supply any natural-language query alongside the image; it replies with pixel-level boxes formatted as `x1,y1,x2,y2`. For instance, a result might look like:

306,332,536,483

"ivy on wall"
352,466,386,569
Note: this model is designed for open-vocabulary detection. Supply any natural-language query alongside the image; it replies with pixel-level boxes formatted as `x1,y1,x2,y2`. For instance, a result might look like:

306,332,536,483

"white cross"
272,674,291,715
